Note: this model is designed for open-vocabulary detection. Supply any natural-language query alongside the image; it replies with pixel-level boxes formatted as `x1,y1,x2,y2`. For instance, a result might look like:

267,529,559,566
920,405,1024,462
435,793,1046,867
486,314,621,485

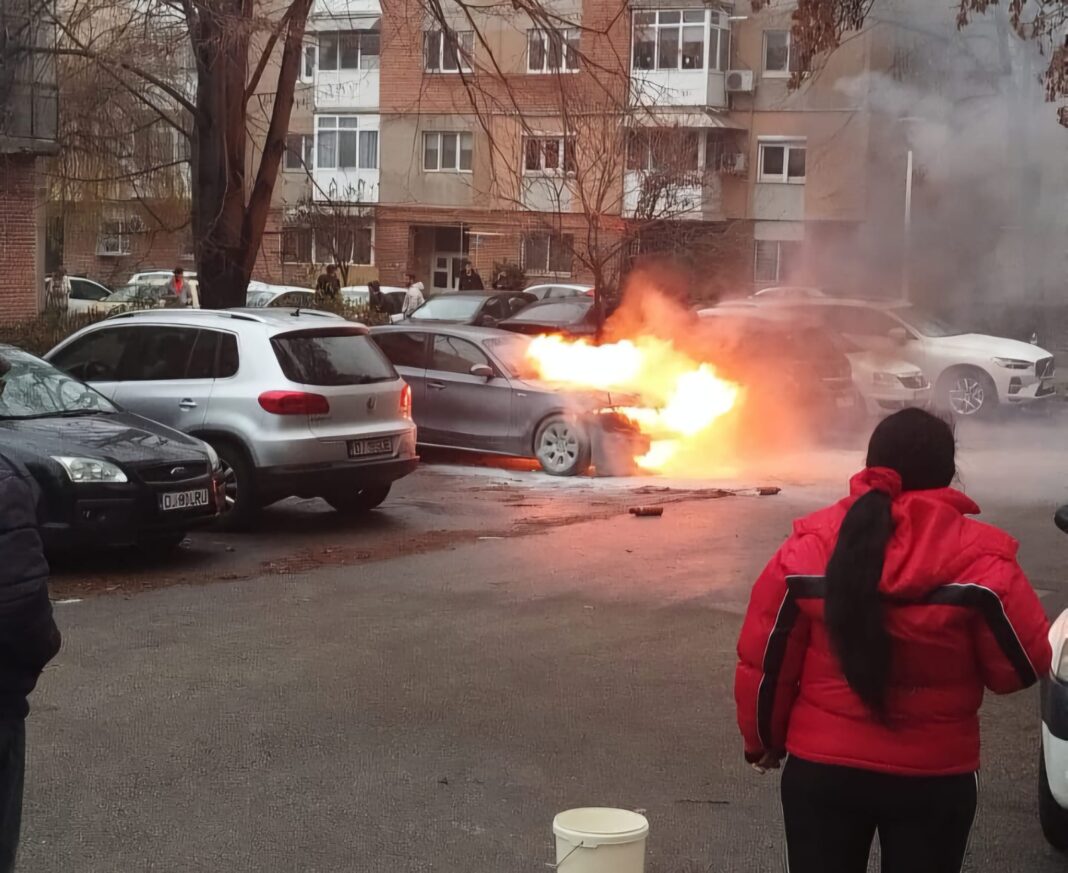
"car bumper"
859,386,933,415
1043,677,1068,806
259,455,419,499
1004,376,1058,404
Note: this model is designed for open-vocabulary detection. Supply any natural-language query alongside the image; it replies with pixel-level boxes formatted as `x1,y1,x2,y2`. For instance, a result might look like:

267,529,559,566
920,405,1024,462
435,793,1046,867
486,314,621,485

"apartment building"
0,0,59,317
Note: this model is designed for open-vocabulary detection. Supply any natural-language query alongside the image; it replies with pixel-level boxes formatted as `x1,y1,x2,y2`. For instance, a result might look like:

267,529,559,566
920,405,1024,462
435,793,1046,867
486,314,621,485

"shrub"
0,310,114,357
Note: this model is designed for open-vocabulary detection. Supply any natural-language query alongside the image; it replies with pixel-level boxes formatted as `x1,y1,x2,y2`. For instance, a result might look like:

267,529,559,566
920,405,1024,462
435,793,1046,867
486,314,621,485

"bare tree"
290,197,373,286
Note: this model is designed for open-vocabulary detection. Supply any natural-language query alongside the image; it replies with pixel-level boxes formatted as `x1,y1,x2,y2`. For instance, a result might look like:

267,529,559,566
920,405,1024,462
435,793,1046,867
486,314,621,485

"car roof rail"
107,309,265,324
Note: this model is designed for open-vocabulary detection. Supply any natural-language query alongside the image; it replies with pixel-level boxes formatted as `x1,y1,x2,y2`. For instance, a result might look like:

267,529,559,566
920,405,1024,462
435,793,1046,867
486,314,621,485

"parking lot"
24,417,1068,872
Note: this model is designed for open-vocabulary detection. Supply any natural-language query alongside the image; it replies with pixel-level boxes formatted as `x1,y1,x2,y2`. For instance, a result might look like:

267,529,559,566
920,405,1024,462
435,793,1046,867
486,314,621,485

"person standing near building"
457,261,483,291
402,272,425,316
46,269,71,313
315,264,341,301
0,446,61,873
164,267,191,307
735,408,1051,873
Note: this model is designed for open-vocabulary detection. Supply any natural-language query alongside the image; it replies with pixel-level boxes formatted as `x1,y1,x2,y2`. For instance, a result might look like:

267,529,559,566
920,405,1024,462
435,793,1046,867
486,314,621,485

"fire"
526,334,741,473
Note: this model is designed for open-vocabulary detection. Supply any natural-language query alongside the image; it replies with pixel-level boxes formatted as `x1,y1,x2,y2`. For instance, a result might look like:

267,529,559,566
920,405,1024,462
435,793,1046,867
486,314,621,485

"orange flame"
526,334,741,473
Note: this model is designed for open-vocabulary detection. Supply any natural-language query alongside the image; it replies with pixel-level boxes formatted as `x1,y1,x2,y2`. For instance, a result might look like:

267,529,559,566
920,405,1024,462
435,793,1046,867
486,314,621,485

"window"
318,31,380,72
373,332,428,369
125,327,199,382
763,30,802,75
96,218,140,257
423,132,473,172
317,116,378,170
282,227,312,263
301,43,317,81
430,335,491,375
424,29,473,72
50,327,131,382
523,136,576,175
0,350,116,420
823,306,903,339
314,226,373,265
185,330,221,380
626,131,700,172
753,239,801,283
69,279,109,302
522,232,573,275
633,10,722,72
758,139,805,183
527,28,580,73
271,329,397,386
284,134,314,171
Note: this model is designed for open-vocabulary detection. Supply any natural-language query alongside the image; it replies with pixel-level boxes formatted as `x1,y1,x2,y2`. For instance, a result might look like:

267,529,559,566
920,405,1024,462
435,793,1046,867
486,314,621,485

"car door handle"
178,399,197,410
427,381,446,390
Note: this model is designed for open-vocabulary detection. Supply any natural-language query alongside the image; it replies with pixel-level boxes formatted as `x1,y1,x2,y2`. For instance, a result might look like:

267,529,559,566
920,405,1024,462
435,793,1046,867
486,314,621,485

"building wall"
0,155,45,319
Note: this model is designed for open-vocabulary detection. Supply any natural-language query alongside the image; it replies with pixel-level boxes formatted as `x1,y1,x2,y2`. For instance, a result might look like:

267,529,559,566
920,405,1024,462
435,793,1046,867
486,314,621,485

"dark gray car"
370,324,611,475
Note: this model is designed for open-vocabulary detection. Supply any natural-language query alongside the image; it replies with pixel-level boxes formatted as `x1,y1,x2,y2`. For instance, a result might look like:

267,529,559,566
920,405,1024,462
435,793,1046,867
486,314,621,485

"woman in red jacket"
735,408,1051,872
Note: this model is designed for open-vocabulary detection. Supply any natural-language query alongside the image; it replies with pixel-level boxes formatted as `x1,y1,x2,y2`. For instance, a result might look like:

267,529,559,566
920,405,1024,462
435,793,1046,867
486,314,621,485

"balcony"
631,70,726,111
314,69,379,111
312,168,379,204
623,171,724,222
630,8,729,110
312,0,379,20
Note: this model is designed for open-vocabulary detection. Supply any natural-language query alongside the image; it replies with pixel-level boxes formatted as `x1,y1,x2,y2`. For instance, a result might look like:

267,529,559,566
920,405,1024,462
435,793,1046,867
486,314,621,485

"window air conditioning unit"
725,70,754,93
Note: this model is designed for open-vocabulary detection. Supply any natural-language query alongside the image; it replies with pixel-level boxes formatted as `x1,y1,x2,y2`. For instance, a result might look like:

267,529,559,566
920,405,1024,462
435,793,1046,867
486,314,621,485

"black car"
0,346,223,552
498,297,600,338
406,292,536,327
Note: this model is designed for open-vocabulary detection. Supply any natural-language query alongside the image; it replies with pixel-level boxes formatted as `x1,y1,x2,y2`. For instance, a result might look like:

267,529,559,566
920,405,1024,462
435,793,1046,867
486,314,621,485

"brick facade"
0,155,44,320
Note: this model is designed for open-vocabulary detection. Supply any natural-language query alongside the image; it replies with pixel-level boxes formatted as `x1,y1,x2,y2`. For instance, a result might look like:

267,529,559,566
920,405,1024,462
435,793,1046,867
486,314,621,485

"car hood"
0,412,208,465
923,333,1051,361
513,378,639,408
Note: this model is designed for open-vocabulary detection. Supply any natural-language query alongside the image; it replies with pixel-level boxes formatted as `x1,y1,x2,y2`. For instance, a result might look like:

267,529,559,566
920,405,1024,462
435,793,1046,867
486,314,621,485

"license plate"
159,489,210,512
348,438,393,458
836,395,855,409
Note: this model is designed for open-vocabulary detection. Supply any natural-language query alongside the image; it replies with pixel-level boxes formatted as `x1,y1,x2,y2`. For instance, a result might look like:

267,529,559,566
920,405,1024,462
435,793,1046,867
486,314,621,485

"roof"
755,297,909,310
370,323,518,341
102,307,349,330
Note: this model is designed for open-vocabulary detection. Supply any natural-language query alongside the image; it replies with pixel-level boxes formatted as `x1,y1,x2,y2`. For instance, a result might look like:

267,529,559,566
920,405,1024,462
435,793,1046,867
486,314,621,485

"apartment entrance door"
431,253,465,294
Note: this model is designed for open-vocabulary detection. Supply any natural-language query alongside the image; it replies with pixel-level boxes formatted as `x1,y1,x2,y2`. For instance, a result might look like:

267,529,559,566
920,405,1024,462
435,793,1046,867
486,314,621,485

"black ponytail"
825,489,894,719
825,407,957,719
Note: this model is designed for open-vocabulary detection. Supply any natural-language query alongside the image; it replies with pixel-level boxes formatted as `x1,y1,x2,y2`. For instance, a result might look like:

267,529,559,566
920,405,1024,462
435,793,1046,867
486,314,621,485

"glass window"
764,30,790,73
125,326,199,382
442,133,458,169
761,145,784,177
284,134,313,171
271,329,397,386
430,335,490,374
633,9,710,72
317,116,361,169
320,33,339,70
373,332,428,369
302,44,317,79
759,140,806,183
340,32,361,69
527,27,581,73
69,279,109,301
522,233,573,275
787,146,806,180
753,240,802,283
217,334,239,378
523,137,576,174
186,330,220,380
423,132,473,171
424,30,473,72
282,227,312,263
360,32,380,69
50,327,131,382
0,349,117,420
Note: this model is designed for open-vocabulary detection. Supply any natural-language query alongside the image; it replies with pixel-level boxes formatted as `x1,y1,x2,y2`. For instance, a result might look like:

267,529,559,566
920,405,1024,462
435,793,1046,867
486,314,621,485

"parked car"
751,285,827,300
498,297,600,338
523,283,595,301
341,285,409,313
45,308,418,526
370,324,619,475
96,280,202,312
245,283,316,308
405,292,536,327
1042,507,1068,850
0,345,222,551
129,269,198,285
47,276,112,314
764,298,1056,416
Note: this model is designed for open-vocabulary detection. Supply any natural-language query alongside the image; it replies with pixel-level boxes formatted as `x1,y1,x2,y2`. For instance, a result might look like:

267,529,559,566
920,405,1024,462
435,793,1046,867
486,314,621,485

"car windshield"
509,301,590,323
892,305,963,338
108,283,160,303
245,289,274,307
409,296,483,321
484,335,539,379
0,349,116,419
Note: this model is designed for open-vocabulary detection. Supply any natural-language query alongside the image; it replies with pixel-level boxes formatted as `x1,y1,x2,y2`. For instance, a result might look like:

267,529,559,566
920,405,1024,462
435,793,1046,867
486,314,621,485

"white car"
766,298,1055,417
55,277,112,314
751,285,826,300
524,283,594,301
245,283,316,308
1041,507,1068,849
129,269,198,285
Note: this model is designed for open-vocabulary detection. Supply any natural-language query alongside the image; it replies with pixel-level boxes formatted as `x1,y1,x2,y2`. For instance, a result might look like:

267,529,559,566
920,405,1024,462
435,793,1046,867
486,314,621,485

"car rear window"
510,301,590,323
271,328,397,386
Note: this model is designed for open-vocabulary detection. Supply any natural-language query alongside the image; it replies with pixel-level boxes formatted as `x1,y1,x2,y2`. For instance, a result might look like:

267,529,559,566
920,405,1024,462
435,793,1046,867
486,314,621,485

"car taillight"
258,390,330,415
400,382,412,419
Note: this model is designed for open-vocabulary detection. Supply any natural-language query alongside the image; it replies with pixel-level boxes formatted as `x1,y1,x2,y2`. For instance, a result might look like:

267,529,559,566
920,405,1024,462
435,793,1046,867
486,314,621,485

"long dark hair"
825,408,956,717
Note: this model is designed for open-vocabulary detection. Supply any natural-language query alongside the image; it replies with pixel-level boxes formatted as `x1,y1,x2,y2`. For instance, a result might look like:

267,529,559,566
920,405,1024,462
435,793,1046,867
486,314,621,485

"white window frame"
762,29,796,77
316,116,378,171
422,131,473,172
301,43,317,82
753,239,800,283
281,227,313,264
632,9,727,73
526,27,581,73
317,30,380,73
313,224,375,266
626,129,702,173
521,232,574,277
424,29,473,73
96,217,140,257
284,133,314,172
522,136,576,176
757,137,806,184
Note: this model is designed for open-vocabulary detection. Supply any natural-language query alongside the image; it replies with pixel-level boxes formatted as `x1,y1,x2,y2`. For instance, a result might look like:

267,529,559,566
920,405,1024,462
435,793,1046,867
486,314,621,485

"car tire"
1040,745,1068,850
324,484,391,515
534,415,591,477
213,440,260,531
938,367,998,418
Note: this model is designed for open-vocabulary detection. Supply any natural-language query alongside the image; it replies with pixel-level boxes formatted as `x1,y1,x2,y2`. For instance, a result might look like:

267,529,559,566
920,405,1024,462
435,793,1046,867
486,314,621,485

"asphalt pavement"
20,419,1068,872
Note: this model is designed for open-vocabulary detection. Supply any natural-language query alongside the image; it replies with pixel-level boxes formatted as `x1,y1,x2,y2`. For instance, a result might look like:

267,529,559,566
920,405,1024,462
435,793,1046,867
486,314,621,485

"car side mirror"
888,327,910,344
470,364,494,379
1055,505,1068,534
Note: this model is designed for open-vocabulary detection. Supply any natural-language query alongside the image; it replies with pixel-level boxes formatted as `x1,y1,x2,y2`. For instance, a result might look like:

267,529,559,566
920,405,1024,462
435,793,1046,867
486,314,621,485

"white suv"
768,298,1056,416
45,308,418,527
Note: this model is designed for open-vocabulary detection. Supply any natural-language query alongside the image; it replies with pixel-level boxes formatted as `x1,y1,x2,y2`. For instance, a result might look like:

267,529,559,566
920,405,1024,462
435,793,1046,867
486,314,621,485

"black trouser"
781,755,977,873
0,720,25,873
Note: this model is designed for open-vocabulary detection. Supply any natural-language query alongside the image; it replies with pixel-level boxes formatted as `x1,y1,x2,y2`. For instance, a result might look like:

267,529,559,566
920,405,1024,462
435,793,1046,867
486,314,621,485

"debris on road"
629,506,665,517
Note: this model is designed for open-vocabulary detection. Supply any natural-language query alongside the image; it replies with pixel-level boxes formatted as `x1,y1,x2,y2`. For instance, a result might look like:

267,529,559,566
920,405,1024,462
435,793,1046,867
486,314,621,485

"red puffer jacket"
735,467,1052,776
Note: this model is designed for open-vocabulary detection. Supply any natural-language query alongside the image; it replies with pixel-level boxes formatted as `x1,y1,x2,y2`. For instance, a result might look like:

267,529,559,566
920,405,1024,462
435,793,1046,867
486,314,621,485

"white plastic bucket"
552,807,649,873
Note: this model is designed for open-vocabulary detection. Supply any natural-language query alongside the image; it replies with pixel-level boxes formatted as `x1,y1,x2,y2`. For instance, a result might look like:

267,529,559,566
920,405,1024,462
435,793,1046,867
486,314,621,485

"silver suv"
46,308,418,527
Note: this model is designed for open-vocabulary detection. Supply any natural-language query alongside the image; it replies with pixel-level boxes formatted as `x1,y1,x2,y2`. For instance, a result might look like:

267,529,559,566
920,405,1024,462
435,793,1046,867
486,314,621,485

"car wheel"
324,484,391,515
213,440,259,531
1040,745,1068,850
939,368,998,417
534,416,590,477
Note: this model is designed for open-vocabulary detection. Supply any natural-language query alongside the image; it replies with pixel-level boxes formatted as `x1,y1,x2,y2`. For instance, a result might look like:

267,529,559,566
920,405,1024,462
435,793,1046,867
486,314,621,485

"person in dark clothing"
736,408,1050,873
315,265,341,300
0,452,61,872
457,261,483,291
